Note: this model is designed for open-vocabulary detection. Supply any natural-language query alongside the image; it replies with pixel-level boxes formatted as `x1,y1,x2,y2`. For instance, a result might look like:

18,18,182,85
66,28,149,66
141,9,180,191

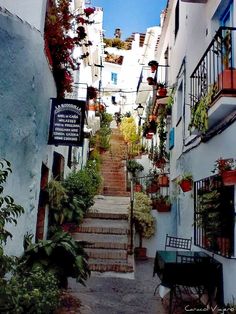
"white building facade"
155,0,236,304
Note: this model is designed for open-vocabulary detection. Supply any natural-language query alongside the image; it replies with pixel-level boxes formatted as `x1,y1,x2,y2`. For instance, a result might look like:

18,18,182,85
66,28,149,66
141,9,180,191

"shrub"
19,229,90,289
4,266,60,314
130,192,155,248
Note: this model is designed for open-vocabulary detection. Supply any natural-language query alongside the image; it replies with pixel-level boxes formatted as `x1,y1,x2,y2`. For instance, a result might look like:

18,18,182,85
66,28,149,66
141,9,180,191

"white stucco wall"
155,0,236,304
0,10,57,255
0,0,47,33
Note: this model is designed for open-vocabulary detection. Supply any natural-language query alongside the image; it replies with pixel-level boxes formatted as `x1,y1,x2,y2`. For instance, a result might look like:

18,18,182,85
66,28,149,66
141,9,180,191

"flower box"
222,170,236,186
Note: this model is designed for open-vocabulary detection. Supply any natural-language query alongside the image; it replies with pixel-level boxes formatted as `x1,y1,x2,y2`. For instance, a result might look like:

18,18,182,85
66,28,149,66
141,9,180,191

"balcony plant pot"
179,179,192,192
158,175,169,187
218,69,236,90
222,170,236,186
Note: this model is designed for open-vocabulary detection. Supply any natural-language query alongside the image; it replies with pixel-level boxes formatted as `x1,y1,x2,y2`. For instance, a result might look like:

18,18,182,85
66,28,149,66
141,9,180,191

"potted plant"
130,192,155,259
188,86,215,133
177,173,193,192
148,60,158,73
213,158,236,186
153,195,171,212
127,159,144,191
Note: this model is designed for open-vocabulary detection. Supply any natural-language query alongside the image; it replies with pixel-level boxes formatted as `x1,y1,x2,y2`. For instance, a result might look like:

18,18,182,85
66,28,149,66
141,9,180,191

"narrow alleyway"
67,125,182,313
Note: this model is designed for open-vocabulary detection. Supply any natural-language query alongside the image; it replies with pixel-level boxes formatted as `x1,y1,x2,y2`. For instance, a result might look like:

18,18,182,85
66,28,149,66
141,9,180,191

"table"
153,251,223,313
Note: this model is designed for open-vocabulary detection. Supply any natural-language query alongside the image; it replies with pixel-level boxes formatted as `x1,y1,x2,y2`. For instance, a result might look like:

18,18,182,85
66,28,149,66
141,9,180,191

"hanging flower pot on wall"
179,179,192,192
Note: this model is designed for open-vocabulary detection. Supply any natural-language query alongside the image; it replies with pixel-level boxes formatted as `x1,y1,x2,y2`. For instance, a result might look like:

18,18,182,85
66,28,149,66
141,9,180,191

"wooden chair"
165,234,192,251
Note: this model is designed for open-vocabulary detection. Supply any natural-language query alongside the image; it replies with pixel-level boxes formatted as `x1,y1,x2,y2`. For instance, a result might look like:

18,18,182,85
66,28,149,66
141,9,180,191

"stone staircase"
101,128,130,196
72,127,134,273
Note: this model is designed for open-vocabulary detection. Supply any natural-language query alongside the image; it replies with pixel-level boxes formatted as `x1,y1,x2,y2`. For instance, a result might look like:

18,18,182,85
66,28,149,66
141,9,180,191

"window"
52,152,65,180
175,0,179,38
176,81,183,126
194,175,235,257
111,72,118,85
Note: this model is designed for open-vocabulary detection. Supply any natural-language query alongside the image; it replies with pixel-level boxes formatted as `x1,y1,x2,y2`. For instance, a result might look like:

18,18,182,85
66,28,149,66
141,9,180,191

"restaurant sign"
48,98,85,146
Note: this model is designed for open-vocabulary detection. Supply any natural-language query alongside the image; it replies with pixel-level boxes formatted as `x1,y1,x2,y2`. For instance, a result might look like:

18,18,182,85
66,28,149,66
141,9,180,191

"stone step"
85,248,127,260
73,233,128,250
85,212,129,220
77,218,129,234
103,191,130,197
88,258,134,273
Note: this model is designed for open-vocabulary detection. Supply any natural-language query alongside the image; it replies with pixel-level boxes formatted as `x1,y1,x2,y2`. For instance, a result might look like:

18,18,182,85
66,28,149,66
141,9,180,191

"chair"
165,234,192,251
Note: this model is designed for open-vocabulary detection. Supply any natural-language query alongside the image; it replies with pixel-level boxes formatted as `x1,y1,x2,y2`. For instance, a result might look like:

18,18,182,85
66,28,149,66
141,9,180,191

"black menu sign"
48,98,85,146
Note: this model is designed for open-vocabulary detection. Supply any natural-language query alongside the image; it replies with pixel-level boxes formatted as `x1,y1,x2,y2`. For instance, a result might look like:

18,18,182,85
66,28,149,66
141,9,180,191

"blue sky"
91,0,167,39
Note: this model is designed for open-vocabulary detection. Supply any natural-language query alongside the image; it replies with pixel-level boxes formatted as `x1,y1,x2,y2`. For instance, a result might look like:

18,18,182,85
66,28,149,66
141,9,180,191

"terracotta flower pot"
146,183,159,194
179,179,192,192
134,183,142,192
156,202,171,212
157,88,167,97
134,247,148,260
222,170,236,186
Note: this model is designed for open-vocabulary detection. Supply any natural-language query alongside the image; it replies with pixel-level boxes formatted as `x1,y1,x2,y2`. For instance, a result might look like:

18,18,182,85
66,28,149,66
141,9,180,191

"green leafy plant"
189,85,216,132
48,160,101,227
0,159,24,244
4,266,60,314
131,192,155,248
19,229,90,289
126,159,144,177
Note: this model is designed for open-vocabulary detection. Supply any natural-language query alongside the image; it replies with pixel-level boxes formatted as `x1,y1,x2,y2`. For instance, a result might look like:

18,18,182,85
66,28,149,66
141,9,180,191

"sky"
90,0,167,40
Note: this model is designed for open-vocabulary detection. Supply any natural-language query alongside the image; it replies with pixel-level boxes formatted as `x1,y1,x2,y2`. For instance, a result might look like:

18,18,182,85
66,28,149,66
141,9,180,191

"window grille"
194,175,235,258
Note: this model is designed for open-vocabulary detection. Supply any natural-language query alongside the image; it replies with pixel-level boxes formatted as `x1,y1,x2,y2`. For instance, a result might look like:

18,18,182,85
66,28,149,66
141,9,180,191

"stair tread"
73,233,128,242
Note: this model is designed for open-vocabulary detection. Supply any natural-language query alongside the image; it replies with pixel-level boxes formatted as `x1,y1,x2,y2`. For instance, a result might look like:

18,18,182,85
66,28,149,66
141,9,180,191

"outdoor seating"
165,234,192,251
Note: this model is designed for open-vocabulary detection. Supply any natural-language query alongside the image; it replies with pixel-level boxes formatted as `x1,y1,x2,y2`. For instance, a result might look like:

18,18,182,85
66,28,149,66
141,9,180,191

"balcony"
190,27,236,132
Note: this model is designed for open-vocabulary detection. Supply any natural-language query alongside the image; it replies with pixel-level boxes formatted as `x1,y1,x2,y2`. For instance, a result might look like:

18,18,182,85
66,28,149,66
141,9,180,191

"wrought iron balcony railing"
190,26,236,127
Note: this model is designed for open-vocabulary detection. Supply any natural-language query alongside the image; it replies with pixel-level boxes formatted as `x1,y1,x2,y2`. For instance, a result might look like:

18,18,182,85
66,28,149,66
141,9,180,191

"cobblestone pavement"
68,258,170,314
